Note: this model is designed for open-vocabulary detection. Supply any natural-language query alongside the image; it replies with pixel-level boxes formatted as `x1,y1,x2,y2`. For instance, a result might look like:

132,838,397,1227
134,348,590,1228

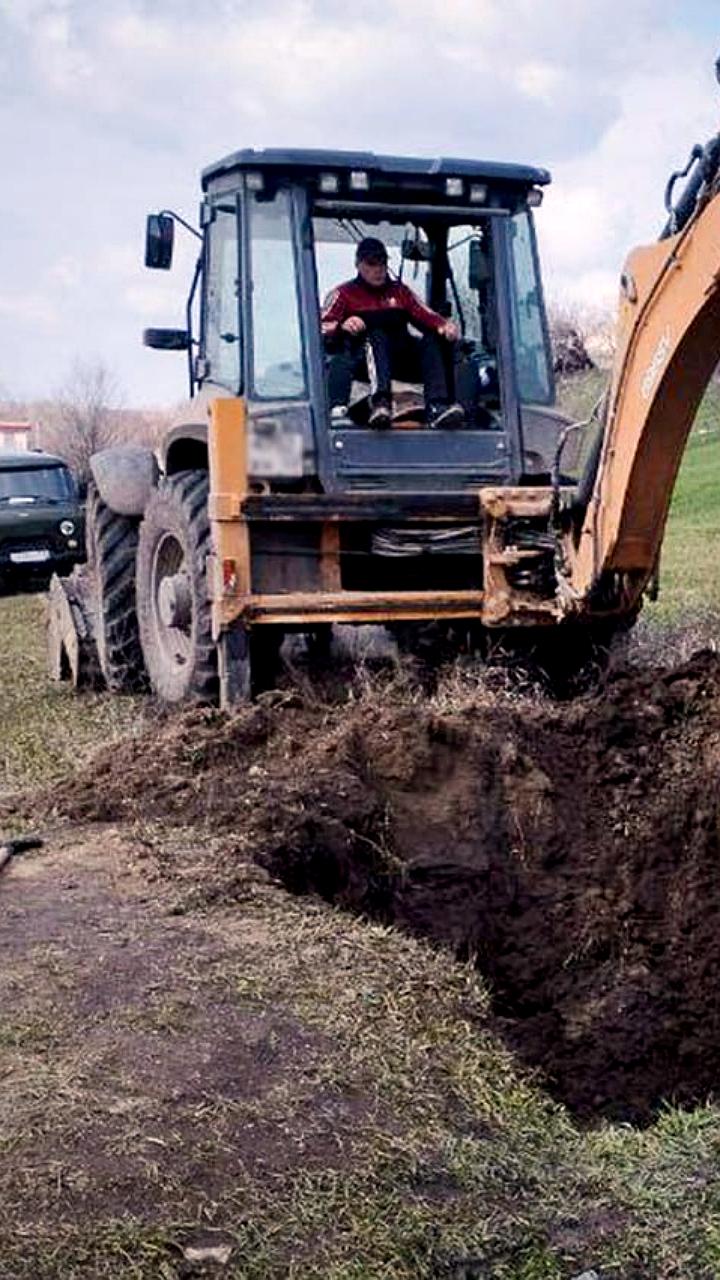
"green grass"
649,414,720,621
5,858,720,1278
0,592,147,798
555,367,610,423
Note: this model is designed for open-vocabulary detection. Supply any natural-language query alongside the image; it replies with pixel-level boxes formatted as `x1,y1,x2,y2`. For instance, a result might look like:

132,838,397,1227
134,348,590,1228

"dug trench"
24,649,720,1126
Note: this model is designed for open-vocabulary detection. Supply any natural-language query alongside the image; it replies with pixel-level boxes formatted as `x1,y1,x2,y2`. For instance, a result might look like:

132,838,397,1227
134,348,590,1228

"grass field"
0,590,147,797
3,397,720,1276
649,418,720,622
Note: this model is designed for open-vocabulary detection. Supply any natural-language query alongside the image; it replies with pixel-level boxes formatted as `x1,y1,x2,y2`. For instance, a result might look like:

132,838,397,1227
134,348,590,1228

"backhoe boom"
564,145,720,612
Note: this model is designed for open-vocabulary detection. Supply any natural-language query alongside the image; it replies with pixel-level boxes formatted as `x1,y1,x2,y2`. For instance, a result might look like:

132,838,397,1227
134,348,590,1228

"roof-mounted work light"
350,170,369,191
445,177,464,197
319,172,340,193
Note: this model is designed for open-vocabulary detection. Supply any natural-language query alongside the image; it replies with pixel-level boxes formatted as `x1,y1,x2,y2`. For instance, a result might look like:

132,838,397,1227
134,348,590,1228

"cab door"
201,195,242,394
242,183,321,484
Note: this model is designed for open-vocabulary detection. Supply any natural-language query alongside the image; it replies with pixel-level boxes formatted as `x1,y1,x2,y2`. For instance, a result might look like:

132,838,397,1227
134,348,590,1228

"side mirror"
401,235,432,262
145,213,174,269
468,240,490,290
143,328,189,351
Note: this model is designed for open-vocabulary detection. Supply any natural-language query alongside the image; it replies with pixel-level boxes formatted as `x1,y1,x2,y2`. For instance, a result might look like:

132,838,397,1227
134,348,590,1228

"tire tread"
86,485,145,692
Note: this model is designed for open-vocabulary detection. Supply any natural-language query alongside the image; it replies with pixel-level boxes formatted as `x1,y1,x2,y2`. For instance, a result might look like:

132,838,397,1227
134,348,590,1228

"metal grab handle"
664,145,704,219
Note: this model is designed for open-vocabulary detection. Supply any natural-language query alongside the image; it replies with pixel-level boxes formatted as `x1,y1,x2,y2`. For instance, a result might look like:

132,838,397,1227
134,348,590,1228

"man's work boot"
427,402,466,430
368,396,392,429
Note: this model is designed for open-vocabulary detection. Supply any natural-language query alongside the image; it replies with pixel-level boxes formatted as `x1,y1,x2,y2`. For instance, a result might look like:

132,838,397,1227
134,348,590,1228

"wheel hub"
158,571,192,629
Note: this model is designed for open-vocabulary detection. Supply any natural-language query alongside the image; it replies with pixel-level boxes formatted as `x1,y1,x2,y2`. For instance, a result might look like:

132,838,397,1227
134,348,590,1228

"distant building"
0,421,36,452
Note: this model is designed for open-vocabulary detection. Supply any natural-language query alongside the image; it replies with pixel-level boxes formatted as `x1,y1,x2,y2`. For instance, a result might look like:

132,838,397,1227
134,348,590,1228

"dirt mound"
28,652,720,1123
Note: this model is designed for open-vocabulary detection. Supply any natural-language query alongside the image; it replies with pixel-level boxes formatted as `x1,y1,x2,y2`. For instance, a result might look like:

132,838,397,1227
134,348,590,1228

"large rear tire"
86,485,145,692
136,470,219,704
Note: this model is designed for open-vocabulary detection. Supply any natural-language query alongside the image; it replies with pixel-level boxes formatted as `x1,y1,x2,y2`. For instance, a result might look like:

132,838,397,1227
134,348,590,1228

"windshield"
249,189,307,399
0,466,75,502
312,216,496,333
312,212,502,430
314,217,413,302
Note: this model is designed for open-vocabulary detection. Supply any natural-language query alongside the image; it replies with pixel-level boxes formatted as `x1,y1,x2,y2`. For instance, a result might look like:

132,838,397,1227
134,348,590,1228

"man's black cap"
356,237,388,263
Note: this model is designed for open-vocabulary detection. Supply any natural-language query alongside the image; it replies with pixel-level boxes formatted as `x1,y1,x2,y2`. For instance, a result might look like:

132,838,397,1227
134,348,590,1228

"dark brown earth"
0,831,404,1279
12,650,720,1125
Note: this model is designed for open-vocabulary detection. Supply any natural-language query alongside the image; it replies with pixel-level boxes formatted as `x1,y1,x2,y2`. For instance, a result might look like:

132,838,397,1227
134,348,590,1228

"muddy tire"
86,485,145,692
136,470,219,704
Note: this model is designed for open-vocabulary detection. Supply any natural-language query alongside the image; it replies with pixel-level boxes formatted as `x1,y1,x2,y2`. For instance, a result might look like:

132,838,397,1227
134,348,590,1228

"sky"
1,0,719,407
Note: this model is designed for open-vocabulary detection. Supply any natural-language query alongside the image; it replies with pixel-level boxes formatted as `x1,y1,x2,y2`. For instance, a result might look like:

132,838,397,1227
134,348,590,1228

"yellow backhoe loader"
47,61,720,705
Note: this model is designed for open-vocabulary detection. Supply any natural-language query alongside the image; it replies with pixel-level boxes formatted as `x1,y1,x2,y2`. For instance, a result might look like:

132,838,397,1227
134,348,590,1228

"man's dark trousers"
327,324,452,409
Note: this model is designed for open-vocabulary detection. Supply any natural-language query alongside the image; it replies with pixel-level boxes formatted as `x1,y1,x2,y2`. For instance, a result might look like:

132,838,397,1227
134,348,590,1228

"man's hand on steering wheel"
438,320,460,342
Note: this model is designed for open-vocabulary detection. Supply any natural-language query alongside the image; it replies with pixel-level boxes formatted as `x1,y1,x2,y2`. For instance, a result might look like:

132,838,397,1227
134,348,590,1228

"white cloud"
48,256,82,289
107,12,170,53
0,290,61,328
123,281,178,319
30,9,94,92
516,61,563,103
0,0,716,402
538,31,719,311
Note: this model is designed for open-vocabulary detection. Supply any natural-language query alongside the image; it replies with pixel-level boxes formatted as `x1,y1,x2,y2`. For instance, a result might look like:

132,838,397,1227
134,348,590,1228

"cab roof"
202,147,551,191
0,450,68,470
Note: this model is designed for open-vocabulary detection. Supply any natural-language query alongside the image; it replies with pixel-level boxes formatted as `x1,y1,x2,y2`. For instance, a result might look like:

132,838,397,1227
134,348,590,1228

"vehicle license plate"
10,549,50,564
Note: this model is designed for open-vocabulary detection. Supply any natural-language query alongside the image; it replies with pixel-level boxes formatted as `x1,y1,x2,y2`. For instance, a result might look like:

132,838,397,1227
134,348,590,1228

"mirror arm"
160,209,203,242
186,252,203,396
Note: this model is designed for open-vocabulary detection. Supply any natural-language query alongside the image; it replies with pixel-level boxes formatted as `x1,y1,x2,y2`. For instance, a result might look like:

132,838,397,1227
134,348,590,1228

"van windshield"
0,466,75,502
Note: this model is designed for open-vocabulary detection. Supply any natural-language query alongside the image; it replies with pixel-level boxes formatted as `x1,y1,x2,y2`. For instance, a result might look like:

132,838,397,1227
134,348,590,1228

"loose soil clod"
32,650,720,1124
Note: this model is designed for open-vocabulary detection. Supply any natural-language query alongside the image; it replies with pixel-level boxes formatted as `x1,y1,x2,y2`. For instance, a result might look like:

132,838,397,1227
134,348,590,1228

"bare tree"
547,300,617,376
42,359,124,483
546,302,595,377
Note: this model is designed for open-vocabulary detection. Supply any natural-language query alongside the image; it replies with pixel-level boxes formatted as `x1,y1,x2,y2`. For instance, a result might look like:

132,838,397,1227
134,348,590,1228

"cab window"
447,222,497,354
249,189,306,399
204,200,241,392
508,211,553,405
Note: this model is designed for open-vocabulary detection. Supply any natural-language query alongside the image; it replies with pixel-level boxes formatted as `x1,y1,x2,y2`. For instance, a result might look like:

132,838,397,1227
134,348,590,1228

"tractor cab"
146,149,557,495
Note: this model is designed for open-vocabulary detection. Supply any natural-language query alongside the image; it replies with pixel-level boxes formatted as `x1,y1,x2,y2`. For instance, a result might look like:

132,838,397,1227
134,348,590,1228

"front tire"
136,470,218,704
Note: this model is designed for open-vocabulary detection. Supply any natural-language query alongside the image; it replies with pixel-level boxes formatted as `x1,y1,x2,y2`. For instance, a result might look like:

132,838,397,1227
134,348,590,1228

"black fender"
162,423,209,475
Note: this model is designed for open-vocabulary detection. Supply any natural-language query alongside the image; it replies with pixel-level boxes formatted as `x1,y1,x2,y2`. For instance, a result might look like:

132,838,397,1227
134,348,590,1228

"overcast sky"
1,0,719,407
